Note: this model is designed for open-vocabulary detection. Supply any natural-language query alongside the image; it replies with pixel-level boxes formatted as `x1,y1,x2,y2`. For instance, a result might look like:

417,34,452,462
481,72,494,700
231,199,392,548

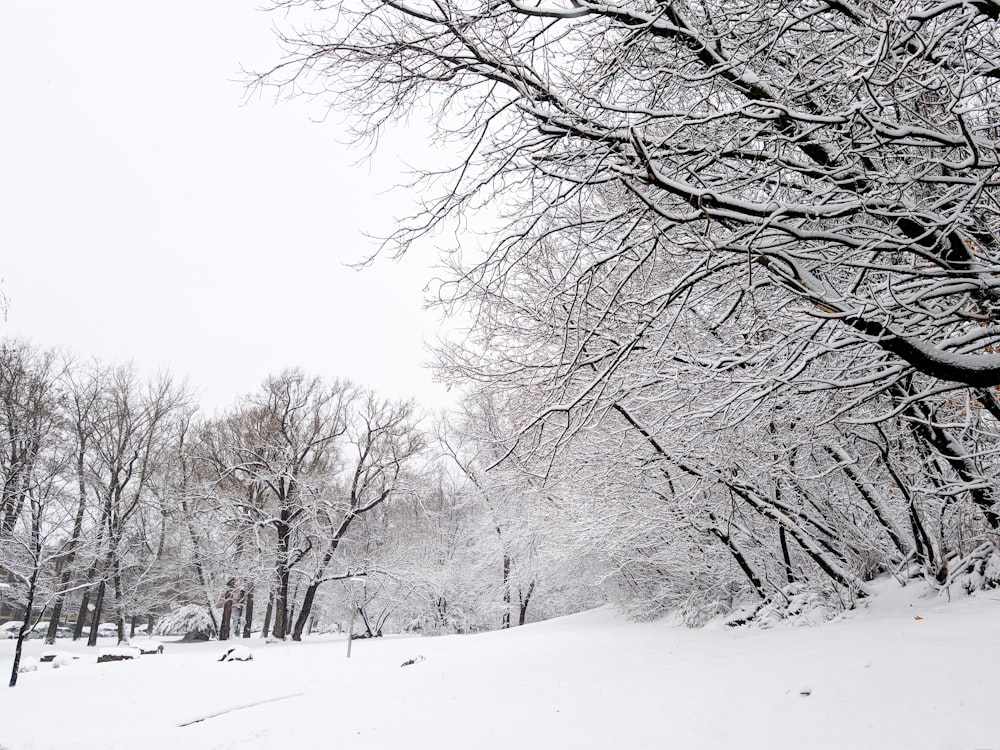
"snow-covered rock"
17,656,38,673
42,651,82,668
97,647,141,663
218,646,253,662
130,639,165,654
51,653,80,668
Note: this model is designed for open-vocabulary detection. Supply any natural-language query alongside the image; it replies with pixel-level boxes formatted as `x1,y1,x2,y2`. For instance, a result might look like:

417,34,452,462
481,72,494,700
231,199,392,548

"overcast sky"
0,2,458,413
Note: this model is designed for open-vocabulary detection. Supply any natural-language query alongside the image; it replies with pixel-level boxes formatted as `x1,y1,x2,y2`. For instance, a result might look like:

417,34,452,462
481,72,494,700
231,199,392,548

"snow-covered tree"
253,0,1000,619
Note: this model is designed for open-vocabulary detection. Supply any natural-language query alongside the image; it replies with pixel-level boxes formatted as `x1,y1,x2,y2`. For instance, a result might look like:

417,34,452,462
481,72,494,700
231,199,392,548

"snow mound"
41,651,81,668
219,646,253,662
17,656,38,673
50,653,80,669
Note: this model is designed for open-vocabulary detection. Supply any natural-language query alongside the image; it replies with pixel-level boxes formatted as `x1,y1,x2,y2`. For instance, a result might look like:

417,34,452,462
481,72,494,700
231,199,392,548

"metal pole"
346,600,356,659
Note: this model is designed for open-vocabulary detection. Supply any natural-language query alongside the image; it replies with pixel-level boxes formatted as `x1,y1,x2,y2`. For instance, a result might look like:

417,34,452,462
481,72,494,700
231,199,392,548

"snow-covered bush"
946,545,1000,597
153,605,217,639
725,583,854,629
17,657,38,673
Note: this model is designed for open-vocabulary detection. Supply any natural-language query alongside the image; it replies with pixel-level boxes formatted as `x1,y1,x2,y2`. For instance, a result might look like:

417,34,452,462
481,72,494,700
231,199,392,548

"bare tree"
82,365,189,645
0,341,66,637
203,370,352,640
44,358,100,644
5,455,74,687
290,392,425,640
0,341,72,686
0,340,63,542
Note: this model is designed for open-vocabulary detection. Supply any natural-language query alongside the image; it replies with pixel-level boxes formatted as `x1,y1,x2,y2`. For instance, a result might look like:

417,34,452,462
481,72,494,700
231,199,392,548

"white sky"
0,2,458,414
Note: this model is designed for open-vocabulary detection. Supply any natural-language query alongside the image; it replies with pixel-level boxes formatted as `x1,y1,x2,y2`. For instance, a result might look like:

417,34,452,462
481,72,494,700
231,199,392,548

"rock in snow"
130,639,165,655
219,646,253,662
96,647,141,663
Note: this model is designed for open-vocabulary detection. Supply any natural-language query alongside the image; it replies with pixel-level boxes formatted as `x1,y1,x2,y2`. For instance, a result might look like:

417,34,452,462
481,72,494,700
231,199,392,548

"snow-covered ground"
2,579,998,750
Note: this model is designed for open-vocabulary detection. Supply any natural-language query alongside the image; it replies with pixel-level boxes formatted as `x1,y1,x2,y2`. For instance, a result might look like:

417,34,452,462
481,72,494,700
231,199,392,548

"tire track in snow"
178,692,305,727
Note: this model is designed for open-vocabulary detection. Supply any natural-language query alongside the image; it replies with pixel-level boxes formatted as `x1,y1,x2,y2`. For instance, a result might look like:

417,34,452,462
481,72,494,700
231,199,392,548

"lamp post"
345,576,364,659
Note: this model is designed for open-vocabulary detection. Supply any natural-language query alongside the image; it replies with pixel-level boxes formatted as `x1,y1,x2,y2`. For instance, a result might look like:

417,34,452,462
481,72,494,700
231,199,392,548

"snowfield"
2,580,998,750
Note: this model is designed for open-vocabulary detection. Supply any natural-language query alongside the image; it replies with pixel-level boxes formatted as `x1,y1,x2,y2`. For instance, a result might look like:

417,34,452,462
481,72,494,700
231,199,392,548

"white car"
29,621,74,639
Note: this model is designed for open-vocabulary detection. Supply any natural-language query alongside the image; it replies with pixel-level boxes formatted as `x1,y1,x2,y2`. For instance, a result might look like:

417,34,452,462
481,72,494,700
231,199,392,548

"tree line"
2,341,593,687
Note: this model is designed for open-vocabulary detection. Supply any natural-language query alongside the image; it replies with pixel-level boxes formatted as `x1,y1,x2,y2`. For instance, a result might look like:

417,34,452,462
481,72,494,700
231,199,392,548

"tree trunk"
38,558,63,642
73,557,103,640
113,559,127,644
779,526,795,585
46,439,91,645
435,597,447,629
45,596,66,646
243,591,254,638
292,581,320,641
219,579,236,641
87,578,106,647
233,588,246,639
261,591,274,639
709,515,766,599
518,581,535,626
873,428,937,571
359,605,377,638
826,444,908,561
774,481,796,585
711,469,865,592
909,500,935,569
73,587,92,641
8,569,39,688
272,519,291,640
291,526,349,641
501,553,512,629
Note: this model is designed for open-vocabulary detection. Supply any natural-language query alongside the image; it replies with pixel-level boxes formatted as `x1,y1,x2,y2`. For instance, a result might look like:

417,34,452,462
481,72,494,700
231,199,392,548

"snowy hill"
2,580,998,750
